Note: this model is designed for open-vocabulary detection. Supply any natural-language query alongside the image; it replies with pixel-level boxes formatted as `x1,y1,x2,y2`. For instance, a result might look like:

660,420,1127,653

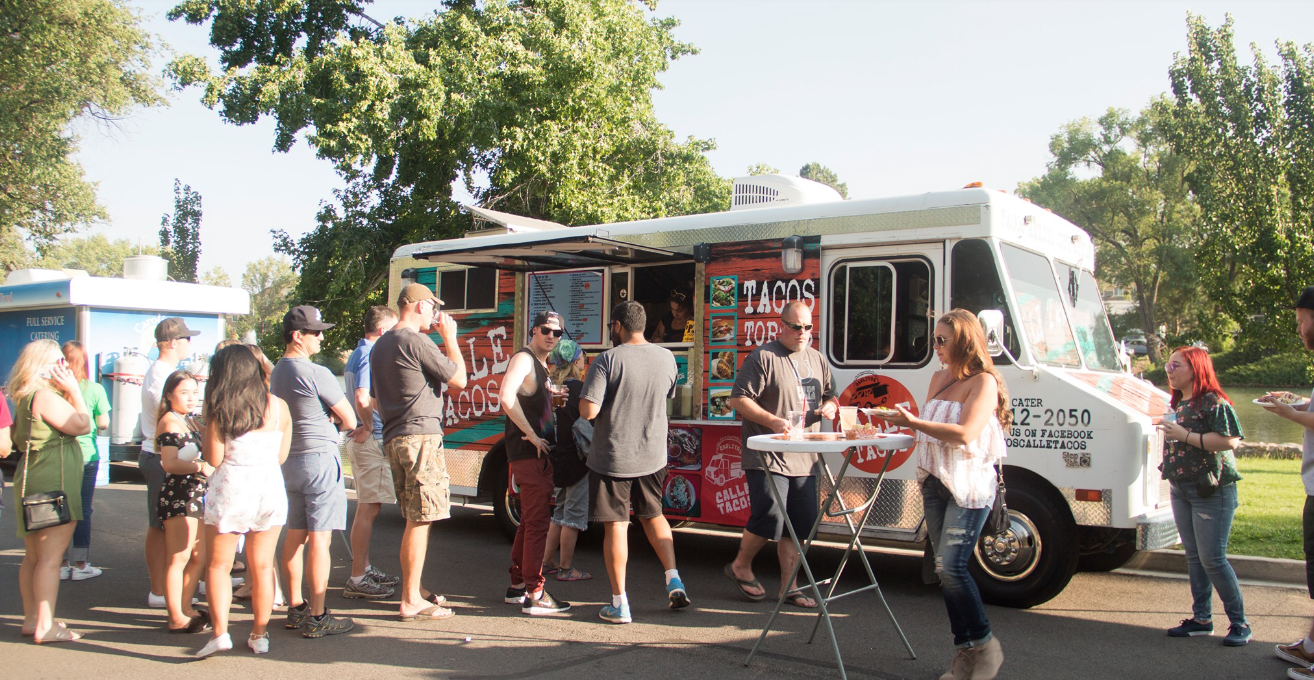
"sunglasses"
538,326,564,338
670,289,688,303
933,335,949,348
783,321,813,332
300,329,323,338
1165,360,1182,372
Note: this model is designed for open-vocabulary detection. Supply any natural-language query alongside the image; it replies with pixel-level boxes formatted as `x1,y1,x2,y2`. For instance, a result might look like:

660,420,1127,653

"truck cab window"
828,258,933,365
1058,262,1121,372
1001,244,1080,367
950,239,1020,364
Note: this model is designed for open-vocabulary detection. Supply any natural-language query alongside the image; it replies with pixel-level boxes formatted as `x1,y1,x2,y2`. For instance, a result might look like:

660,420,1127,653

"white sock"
664,569,680,585
612,593,628,609
349,575,367,586
1303,637,1314,654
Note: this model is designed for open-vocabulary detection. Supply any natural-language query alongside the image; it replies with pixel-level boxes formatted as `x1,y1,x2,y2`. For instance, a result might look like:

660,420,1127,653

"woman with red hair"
1158,346,1250,646
59,341,110,582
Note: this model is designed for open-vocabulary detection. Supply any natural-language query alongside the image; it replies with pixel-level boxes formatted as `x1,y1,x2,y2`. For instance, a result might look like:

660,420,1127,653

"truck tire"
1078,528,1139,572
969,480,1078,608
483,442,519,542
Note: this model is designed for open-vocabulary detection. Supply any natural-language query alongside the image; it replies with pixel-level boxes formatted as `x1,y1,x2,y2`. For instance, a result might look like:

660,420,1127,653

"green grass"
1230,457,1305,559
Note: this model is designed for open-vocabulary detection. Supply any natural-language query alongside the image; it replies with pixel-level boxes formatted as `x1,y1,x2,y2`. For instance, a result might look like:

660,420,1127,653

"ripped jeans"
921,475,992,647
1169,480,1247,627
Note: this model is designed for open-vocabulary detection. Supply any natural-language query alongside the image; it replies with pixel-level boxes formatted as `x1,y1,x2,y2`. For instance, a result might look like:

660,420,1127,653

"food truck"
387,175,1176,608
0,257,250,472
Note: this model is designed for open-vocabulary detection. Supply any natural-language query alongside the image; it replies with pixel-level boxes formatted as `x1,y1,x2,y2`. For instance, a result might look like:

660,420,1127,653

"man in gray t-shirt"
579,301,687,624
727,301,837,607
269,305,358,638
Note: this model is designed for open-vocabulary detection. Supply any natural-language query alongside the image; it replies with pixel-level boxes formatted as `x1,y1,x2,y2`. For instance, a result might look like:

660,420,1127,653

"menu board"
526,269,606,345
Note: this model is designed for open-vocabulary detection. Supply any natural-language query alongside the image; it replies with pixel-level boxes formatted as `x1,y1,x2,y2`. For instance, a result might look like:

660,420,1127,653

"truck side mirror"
978,310,1005,357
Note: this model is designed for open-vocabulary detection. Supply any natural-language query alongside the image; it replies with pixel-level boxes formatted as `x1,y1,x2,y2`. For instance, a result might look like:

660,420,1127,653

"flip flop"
724,563,765,601
399,605,455,622
34,623,82,644
424,593,447,605
556,568,592,582
783,590,818,609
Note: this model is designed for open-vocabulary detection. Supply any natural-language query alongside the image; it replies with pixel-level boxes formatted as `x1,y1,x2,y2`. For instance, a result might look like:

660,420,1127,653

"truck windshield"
1058,262,1122,372
1000,244,1080,367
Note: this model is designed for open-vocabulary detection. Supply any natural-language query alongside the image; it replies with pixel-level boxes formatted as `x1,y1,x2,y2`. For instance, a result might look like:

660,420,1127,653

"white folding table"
743,432,917,680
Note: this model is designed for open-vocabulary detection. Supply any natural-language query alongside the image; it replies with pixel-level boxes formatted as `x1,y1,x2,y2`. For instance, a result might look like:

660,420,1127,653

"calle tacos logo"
837,372,918,474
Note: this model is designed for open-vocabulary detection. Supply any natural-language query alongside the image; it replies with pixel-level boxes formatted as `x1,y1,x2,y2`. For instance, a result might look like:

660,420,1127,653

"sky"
72,0,1314,283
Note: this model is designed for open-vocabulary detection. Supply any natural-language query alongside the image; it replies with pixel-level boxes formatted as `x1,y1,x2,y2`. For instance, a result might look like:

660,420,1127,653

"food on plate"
1257,391,1307,407
664,475,695,513
708,390,733,417
713,351,735,380
864,407,900,419
710,318,735,342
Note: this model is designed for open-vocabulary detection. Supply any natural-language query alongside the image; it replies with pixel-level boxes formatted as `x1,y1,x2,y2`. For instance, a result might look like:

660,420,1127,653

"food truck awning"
395,228,694,272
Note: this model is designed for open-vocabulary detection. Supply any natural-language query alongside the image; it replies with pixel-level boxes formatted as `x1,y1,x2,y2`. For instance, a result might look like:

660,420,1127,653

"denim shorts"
282,451,347,532
552,478,590,531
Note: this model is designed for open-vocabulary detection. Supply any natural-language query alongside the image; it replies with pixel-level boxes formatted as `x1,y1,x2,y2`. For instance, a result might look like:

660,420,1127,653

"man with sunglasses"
499,311,570,615
271,305,358,638
726,300,838,607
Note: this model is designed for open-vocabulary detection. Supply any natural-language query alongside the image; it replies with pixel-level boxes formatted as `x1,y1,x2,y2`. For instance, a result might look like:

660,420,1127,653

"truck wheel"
489,460,519,542
1078,528,1139,572
970,480,1078,608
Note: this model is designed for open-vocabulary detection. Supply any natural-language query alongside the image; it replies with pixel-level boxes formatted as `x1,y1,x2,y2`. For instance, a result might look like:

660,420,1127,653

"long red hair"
1168,346,1231,409
62,340,89,382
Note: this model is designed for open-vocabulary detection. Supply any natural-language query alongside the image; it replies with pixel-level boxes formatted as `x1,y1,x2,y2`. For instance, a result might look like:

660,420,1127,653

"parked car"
1123,337,1147,356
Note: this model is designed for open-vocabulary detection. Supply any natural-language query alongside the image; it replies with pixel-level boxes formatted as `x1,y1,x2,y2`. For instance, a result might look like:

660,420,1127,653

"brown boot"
938,646,976,680
969,636,1003,680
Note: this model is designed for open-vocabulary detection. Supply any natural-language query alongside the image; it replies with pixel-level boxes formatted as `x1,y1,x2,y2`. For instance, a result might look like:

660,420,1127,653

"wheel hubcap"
974,510,1041,582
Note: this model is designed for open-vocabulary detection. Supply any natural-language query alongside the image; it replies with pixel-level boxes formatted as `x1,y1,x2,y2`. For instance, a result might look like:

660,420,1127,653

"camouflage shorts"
384,433,451,523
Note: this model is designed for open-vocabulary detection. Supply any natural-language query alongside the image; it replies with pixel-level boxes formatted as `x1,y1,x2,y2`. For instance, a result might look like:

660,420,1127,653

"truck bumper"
1135,512,1179,550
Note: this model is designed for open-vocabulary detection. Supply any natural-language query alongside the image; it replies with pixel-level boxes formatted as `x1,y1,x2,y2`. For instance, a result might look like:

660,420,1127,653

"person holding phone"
11,339,91,644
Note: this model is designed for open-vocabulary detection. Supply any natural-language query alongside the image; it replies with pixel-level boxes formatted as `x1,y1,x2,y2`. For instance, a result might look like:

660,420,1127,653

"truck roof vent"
730,174,843,211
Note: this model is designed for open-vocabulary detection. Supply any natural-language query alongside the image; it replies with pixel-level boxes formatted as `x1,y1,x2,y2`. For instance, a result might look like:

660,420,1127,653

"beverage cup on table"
787,410,806,440
839,406,860,439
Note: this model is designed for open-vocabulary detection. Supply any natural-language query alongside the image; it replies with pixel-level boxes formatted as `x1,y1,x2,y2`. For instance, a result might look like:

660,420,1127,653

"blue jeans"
68,460,97,563
1169,480,1247,626
921,476,992,647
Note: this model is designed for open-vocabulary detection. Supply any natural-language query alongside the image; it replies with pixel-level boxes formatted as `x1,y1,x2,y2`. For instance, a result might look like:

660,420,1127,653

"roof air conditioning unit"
730,174,843,211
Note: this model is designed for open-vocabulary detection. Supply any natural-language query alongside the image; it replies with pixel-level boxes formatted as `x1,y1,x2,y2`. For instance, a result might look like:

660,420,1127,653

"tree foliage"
32,233,158,277
0,0,163,266
159,179,203,282
1017,106,1208,358
200,266,231,287
1158,14,1314,355
799,162,848,199
746,163,779,176
235,256,298,355
169,0,730,351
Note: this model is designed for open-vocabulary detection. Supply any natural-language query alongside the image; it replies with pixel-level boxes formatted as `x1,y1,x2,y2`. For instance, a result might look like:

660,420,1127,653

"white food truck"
387,175,1176,607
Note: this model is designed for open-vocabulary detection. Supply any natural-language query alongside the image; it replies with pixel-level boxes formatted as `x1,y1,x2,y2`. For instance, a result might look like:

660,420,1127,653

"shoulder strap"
929,378,959,401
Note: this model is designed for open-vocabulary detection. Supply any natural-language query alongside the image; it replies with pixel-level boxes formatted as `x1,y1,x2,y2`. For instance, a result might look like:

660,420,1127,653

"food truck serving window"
1000,244,1081,367
419,267,498,312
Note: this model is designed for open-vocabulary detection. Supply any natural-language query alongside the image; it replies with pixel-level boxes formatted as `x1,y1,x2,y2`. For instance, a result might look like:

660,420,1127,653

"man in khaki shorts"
342,305,400,599
370,283,467,621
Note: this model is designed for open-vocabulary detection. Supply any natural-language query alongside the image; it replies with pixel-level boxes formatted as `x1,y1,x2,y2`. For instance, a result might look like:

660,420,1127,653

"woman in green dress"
12,338,92,643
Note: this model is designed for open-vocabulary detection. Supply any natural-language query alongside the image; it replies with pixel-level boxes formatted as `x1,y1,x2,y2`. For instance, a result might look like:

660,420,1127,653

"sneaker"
1291,668,1314,680
343,576,394,600
971,637,1003,680
148,591,167,608
1223,623,1252,647
504,585,526,604
195,633,233,659
599,602,632,624
285,601,309,629
70,565,103,581
1167,618,1213,637
666,576,690,609
60,566,71,581
367,565,400,587
301,609,355,638
1278,640,1314,666
247,632,269,655
522,590,571,616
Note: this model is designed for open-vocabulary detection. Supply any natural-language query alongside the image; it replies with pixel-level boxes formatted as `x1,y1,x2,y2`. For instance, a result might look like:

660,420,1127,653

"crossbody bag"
19,395,72,532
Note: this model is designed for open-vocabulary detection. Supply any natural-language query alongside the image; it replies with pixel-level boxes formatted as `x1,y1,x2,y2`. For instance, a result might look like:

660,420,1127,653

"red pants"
509,457,555,594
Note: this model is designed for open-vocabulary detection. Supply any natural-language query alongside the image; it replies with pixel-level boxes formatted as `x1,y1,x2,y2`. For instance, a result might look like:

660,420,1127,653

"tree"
0,0,163,268
1016,106,1207,358
235,256,299,356
200,266,231,287
159,179,203,282
34,233,158,277
1158,14,1314,355
168,0,730,351
746,163,780,176
799,162,848,198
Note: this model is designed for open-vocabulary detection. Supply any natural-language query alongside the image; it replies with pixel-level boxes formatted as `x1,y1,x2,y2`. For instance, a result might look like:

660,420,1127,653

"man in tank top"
499,311,570,615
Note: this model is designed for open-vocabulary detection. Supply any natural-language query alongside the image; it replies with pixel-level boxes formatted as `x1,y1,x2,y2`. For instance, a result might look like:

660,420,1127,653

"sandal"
724,563,766,601
542,563,560,576
34,622,82,644
556,567,592,582
424,592,447,605
782,589,818,609
231,560,247,574
399,605,455,622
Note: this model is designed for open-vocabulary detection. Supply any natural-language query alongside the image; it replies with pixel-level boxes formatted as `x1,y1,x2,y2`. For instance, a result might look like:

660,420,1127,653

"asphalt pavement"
1,465,1311,680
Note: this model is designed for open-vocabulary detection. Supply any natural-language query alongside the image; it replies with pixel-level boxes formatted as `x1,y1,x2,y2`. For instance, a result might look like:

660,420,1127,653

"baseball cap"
533,310,563,327
398,283,443,306
155,317,201,342
283,305,335,333
1296,286,1314,311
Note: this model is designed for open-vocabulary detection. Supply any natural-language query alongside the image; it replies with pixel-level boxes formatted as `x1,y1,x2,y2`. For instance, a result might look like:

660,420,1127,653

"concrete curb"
1124,549,1305,585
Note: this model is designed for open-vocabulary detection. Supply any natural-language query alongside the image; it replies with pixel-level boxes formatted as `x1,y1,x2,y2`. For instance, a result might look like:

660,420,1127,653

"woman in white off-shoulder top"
885,309,1012,680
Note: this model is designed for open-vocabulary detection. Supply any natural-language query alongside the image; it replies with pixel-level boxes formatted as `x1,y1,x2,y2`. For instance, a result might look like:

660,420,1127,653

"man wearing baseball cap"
270,305,358,638
141,317,201,608
1267,288,1314,677
370,283,466,621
